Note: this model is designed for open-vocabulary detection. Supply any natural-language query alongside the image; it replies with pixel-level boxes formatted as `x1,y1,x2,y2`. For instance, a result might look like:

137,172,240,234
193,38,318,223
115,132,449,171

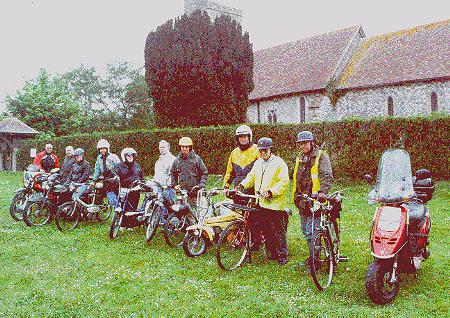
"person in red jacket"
33,144,60,173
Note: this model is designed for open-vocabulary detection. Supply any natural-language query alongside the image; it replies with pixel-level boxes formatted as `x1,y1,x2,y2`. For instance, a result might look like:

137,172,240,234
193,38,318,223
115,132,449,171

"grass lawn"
0,173,448,317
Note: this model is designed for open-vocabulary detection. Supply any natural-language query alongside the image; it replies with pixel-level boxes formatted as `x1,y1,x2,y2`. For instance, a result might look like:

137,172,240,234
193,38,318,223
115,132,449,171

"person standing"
238,137,290,265
60,146,75,183
292,131,333,268
154,140,176,217
170,137,208,206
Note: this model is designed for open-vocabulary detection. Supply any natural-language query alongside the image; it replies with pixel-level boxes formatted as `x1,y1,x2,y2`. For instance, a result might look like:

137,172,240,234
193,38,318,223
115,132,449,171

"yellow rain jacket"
223,144,260,189
240,155,289,211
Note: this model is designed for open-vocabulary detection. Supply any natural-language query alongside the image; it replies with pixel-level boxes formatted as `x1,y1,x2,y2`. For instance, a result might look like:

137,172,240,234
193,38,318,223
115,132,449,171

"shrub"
18,116,450,181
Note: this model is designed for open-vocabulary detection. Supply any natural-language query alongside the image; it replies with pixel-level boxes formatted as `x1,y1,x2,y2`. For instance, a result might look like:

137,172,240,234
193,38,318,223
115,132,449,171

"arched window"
299,97,305,123
431,91,438,112
388,96,394,116
272,110,278,124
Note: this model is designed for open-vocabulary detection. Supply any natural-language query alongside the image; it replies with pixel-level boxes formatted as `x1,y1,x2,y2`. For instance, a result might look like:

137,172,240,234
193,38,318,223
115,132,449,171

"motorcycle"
10,164,43,221
109,180,154,240
55,179,113,232
182,187,236,257
22,173,71,227
364,148,434,304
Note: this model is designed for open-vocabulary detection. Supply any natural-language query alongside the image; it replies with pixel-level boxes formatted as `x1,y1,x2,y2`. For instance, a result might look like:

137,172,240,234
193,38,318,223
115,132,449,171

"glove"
317,192,327,203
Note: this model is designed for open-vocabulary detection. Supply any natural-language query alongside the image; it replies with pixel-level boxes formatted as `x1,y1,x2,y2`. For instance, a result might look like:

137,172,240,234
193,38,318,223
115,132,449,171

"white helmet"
121,147,137,161
235,125,252,142
97,139,110,150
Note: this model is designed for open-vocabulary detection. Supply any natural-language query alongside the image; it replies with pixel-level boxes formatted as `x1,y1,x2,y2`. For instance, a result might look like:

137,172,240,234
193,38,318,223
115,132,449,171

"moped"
364,149,434,304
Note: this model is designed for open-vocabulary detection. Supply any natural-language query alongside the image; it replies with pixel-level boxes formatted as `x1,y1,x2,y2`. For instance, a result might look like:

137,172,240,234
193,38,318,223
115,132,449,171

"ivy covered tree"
144,11,254,127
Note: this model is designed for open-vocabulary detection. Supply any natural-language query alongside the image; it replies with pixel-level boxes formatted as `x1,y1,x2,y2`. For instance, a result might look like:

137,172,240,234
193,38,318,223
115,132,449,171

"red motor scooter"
364,149,434,304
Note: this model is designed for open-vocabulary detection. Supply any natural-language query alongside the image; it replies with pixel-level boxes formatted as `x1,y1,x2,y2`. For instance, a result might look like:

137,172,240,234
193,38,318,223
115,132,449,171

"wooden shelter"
0,117,39,172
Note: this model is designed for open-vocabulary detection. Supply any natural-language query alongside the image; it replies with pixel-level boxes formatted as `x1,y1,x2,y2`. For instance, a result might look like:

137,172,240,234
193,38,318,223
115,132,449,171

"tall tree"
145,11,254,127
5,69,82,136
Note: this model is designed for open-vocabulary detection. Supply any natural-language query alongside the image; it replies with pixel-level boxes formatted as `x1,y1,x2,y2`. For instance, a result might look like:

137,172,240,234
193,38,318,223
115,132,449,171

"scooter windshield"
368,149,415,204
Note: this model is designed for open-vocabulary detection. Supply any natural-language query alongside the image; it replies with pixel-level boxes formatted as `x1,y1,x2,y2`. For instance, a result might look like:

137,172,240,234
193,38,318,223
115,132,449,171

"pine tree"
144,10,253,127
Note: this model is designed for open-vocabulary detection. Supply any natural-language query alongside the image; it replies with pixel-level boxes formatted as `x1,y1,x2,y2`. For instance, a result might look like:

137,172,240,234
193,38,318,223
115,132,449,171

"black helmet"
296,131,314,142
257,137,273,150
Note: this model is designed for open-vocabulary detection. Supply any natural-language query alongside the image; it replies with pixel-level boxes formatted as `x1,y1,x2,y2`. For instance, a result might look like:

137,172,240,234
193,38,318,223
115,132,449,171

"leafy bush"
17,116,450,180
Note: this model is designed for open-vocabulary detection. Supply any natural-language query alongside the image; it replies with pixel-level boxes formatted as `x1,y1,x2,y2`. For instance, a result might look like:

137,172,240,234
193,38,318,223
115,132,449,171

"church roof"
337,19,450,90
249,26,363,101
0,117,39,135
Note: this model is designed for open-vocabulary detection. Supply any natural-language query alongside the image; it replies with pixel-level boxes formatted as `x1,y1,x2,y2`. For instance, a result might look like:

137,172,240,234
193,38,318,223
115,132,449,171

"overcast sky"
0,0,448,111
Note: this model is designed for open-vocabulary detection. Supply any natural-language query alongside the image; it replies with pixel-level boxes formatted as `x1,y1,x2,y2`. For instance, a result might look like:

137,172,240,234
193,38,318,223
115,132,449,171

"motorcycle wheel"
366,260,400,304
10,191,28,221
109,212,123,240
55,201,80,232
23,200,52,227
310,231,334,291
145,205,162,244
163,213,189,247
183,231,207,258
216,220,248,271
97,197,113,222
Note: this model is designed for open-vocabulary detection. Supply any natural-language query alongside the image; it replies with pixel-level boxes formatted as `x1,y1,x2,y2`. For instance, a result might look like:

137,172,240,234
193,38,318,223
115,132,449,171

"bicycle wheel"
216,220,249,271
55,201,80,232
310,231,334,291
146,205,162,243
23,200,52,227
163,213,189,247
10,191,27,221
109,212,124,240
97,197,113,222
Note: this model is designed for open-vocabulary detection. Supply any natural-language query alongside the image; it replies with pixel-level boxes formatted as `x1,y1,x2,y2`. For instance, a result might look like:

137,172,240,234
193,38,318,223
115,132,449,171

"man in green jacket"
170,137,208,205
238,137,290,265
292,131,333,267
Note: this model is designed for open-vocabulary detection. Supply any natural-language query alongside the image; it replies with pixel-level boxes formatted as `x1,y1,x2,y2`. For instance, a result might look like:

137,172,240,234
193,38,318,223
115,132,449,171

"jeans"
106,191,118,208
72,184,89,201
300,213,321,246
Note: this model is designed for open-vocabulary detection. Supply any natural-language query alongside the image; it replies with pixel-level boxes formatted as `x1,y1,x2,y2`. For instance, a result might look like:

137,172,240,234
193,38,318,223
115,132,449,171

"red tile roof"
249,26,363,101
337,20,450,90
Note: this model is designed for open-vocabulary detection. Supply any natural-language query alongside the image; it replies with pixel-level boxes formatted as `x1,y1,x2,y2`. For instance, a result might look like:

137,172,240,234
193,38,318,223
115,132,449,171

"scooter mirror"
364,174,374,184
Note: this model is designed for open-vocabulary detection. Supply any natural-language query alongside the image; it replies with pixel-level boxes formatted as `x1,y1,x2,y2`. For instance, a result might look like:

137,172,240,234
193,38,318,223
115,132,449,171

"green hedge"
17,116,450,181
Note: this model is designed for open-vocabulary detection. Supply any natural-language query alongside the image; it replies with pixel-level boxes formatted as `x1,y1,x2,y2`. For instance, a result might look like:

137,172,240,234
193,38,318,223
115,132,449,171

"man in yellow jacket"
238,137,290,265
292,131,333,268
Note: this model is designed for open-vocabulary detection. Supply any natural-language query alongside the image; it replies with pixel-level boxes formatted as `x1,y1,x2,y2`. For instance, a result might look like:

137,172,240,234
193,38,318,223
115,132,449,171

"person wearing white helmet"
112,148,143,211
92,139,121,207
223,125,259,193
154,140,176,219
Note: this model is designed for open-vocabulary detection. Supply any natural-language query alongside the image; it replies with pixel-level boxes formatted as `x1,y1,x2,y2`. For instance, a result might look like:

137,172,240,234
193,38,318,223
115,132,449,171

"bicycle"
216,191,268,271
163,186,200,247
299,190,348,290
144,179,171,244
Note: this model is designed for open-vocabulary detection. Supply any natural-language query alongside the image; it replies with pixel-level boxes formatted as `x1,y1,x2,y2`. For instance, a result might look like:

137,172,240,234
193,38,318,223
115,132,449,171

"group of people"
32,124,334,269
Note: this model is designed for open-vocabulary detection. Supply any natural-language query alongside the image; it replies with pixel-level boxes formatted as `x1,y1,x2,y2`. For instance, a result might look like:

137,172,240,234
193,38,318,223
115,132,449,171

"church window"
431,91,438,112
388,96,394,116
299,97,306,123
